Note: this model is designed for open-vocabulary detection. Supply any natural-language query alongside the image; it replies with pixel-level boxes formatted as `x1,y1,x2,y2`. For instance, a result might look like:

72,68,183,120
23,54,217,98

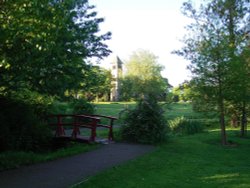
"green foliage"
168,116,205,135
48,100,72,115
175,0,250,144
120,98,168,144
81,66,112,101
47,98,95,115
172,94,179,102
72,98,95,115
0,96,52,152
172,81,192,102
9,89,53,119
120,50,169,101
0,0,111,97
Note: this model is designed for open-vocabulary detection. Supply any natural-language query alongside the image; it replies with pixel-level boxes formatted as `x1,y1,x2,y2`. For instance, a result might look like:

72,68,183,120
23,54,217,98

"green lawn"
2,101,250,188
93,102,136,123
72,102,250,188
73,130,250,188
163,102,206,119
94,102,209,120
94,102,218,127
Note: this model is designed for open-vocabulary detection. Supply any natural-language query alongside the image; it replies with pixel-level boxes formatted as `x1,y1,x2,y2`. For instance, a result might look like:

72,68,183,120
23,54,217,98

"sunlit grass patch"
74,130,250,188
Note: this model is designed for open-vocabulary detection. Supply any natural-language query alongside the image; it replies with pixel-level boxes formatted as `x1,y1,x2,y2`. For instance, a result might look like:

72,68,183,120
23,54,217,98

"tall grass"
168,116,205,135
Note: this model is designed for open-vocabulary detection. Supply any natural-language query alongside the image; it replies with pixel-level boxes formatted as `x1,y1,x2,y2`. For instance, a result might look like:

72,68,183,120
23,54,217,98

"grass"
2,101,249,188
163,102,205,119
0,102,130,171
163,102,219,128
71,102,250,188
94,102,210,120
0,102,128,172
0,142,99,171
73,130,250,188
93,102,136,124
94,102,219,128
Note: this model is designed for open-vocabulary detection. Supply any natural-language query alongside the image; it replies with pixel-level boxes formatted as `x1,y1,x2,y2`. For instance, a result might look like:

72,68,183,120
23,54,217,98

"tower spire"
110,56,123,101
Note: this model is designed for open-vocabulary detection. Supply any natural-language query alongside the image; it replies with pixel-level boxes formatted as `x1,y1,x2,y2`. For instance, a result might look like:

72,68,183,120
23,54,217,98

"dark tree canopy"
0,0,111,97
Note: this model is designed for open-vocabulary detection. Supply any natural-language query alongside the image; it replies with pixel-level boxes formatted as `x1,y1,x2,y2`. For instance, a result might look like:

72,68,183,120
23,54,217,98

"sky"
91,0,201,87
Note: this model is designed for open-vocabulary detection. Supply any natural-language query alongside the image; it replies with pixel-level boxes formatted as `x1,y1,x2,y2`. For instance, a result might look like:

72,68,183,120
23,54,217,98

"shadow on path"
0,143,155,188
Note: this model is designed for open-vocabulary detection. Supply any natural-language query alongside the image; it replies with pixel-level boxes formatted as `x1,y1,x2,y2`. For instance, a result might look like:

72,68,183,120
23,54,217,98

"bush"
0,96,52,152
48,98,95,115
168,116,204,135
48,100,72,115
9,89,53,120
120,97,168,144
71,98,95,115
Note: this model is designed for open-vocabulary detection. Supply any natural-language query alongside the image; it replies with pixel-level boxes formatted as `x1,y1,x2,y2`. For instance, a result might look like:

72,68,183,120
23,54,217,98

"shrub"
9,89,53,120
71,98,95,115
48,98,95,115
48,100,72,115
0,96,52,152
168,116,204,135
120,97,168,144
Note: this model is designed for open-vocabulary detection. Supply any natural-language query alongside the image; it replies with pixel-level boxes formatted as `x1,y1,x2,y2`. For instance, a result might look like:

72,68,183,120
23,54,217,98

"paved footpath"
0,143,155,188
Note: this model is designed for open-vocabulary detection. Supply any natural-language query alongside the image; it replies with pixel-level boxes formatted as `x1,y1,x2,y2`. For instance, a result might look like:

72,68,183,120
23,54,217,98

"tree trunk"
219,99,227,145
218,76,227,145
240,101,247,137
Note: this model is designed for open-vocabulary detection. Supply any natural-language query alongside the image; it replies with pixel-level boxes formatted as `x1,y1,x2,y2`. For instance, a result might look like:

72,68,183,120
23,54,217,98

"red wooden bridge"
48,114,117,143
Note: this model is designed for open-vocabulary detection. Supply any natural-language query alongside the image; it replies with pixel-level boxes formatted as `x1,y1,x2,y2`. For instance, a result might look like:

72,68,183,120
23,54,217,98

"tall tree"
175,0,249,144
0,0,111,97
82,66,112,101
120,50,168,101
219,0,250,137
